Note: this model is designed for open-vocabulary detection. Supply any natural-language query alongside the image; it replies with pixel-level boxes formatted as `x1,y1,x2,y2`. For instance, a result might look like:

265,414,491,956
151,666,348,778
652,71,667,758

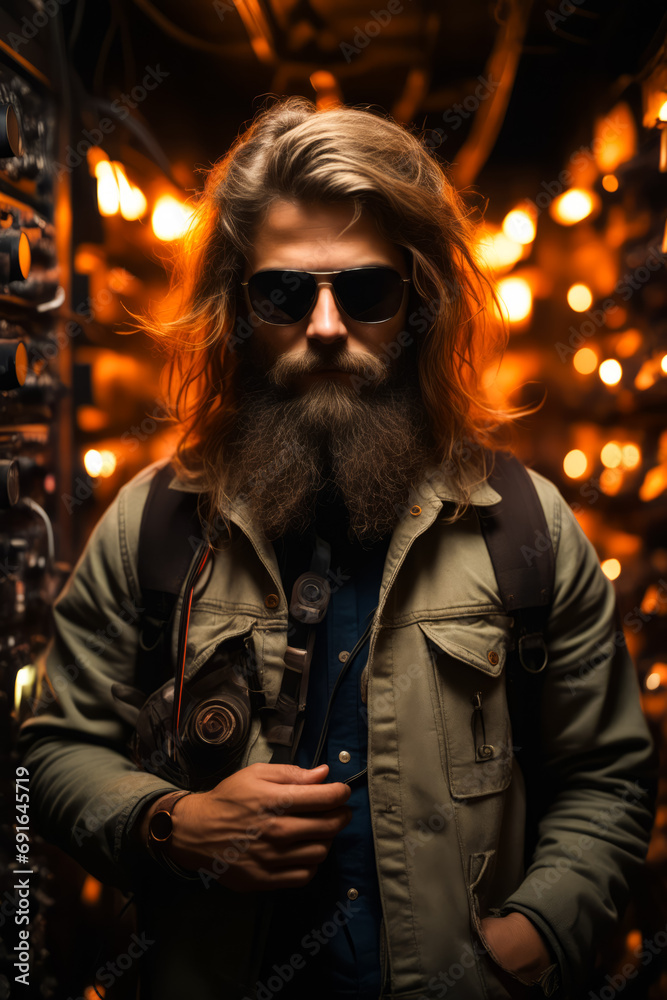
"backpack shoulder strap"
135,461,204,696
476,448,556,867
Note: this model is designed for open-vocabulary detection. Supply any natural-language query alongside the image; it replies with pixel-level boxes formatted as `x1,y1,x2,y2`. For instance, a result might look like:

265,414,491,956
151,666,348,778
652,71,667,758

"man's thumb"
266,763,329,783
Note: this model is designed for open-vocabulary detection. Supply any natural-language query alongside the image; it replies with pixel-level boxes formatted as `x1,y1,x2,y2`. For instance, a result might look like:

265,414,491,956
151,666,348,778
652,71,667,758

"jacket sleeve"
494,484,659,996
15,468,185,896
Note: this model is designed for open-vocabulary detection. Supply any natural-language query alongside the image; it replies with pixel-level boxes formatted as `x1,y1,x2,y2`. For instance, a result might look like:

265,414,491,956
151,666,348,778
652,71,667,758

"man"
18,95,656,1000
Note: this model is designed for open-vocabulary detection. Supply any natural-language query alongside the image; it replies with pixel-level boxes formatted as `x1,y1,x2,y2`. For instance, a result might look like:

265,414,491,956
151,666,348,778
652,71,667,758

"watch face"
149,810,173,842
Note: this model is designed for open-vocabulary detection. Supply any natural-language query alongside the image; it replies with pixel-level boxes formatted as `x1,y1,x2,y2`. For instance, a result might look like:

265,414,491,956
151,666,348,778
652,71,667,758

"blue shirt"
258,492,391,999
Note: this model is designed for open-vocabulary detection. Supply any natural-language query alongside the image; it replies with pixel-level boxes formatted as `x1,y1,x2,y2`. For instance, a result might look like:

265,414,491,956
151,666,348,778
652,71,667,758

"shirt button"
338,650,349,662
347,888,359,900
338,750,351,763
264,594,279,609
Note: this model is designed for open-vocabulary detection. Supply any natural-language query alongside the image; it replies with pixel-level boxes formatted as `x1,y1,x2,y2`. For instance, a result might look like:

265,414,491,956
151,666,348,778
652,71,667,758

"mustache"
268,347,389,389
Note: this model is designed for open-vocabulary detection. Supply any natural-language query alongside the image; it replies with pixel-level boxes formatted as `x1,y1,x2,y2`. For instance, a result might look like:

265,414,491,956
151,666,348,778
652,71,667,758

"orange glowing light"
496,276,532,323
151,195,194,241
601,558,621,580
639,465,667,502
661,354,667,374
659,101,667,123
563,449,587,478
475,227,524,272
599,359,622,385
98,450,117,477
95,160,119,216
599,468,623,495
601,174,619,192
111,163,147,221
573,347,598,374
601,441,623,468
81,874,103,905
614,329,642,357
621,444,641,469
84,449,103,477
567,283,593,312
501,208,536,245
550,188,596,225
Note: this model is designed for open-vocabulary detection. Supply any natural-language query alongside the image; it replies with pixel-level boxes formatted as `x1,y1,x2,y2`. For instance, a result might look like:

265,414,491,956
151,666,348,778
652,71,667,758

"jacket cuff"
492,904,565,999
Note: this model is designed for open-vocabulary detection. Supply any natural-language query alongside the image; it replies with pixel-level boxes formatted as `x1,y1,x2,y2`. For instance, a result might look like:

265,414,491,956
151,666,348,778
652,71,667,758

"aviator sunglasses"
240,266,411,326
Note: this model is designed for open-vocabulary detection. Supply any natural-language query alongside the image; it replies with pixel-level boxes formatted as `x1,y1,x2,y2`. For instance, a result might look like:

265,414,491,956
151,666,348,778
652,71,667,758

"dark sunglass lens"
247,271,316,325
335,267,404,322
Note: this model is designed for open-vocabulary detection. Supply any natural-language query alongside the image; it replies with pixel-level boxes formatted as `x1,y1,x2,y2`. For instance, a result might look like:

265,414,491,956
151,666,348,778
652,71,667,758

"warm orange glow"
601,174,619,192
496,276,532,323
601,558,621,580
567,283,593,312
659,100,667,123
621,443,641,469
661,354,667,374
112,163,147,221
475,227,524,272
599,359,622,385
74,248,103,274
563,449,587,478
614,329,642,357
80,874,103,905
639,465,667,502
98,450,117,477
646,672,662,691
77,406,109,432
96,160,119,216
599,468,623,495
502,208,536,245
594,104,637,172
84,449,103,477
550,188,596,225
573,347,598,374
601,441,623,468
151,195,194,241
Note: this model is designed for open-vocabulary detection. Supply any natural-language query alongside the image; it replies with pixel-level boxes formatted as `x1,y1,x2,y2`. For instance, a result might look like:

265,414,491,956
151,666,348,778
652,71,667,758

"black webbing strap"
136,461,204,696
476,449,556,869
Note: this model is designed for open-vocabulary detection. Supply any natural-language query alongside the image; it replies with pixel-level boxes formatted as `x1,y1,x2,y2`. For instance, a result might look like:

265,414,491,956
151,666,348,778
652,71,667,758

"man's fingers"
257,762,329,784
268,809,353,843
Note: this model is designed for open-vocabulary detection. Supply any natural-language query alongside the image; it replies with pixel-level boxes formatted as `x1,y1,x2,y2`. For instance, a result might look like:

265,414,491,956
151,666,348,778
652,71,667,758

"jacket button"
338,650,350,662
339,750,351,763
410,505,421,516
347,888,359,900
264,593,280,609
487,650,499,665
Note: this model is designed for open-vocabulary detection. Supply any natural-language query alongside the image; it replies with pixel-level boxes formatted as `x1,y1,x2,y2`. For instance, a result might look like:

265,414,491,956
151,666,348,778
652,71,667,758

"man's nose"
305,284,348,341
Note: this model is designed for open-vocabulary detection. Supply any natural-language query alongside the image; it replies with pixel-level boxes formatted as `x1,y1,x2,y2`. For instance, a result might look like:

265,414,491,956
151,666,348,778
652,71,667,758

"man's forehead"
246,200,403,270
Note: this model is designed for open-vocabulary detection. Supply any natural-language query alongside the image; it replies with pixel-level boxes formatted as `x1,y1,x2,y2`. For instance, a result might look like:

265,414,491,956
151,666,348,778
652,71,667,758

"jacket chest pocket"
418,614,514,799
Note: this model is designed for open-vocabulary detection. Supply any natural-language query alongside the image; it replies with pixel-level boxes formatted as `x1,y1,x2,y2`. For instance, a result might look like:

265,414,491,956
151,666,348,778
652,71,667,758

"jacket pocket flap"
418,614,510,677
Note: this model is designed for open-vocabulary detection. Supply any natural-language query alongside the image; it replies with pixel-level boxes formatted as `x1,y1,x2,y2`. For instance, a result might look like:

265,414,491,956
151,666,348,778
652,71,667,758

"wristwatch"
146,790,200,881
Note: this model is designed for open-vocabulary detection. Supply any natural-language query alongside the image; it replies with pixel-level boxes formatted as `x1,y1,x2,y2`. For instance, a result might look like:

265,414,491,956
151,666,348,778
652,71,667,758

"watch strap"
146,790,200,881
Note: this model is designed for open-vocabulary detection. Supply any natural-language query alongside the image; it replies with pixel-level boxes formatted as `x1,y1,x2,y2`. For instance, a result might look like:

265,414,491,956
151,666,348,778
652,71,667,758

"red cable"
174,545,211,733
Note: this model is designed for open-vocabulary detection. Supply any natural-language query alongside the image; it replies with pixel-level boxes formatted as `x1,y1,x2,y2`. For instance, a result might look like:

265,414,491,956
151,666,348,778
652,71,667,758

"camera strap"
263,534,332,765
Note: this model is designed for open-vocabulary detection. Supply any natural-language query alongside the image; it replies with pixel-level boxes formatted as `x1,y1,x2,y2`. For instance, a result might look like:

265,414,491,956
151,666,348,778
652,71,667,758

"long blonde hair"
131,95,542,536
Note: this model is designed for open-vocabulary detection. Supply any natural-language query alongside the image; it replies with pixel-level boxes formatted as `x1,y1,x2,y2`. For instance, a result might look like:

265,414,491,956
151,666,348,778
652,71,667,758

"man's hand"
139,762,352,892
480,913,556,985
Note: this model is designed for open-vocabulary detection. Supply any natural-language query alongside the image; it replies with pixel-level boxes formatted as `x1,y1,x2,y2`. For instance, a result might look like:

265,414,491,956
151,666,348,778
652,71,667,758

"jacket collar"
167,458,502,507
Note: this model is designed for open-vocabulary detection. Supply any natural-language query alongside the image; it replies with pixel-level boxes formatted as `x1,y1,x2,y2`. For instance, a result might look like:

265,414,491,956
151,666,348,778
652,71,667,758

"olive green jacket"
17,456,657,1000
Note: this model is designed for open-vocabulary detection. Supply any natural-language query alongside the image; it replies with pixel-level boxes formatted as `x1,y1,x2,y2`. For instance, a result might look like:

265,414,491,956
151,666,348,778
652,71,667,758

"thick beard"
222,340,438,545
